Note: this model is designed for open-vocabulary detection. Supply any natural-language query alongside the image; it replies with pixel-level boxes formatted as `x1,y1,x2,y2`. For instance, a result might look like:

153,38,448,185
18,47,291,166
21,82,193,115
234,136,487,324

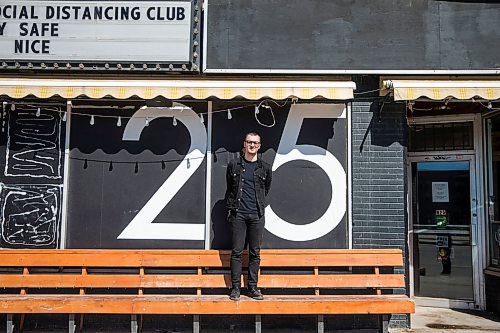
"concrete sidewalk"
390,305,500,333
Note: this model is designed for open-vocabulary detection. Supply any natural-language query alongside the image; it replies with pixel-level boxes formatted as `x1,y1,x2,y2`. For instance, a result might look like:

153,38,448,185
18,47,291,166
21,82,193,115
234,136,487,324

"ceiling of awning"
383,79,500,101
0,78,356,100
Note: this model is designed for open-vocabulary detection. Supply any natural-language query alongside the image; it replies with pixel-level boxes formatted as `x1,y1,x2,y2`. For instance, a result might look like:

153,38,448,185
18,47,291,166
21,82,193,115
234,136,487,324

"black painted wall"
62,100,348,250
210,101,348,250
206,0,500,71
66,101,207,249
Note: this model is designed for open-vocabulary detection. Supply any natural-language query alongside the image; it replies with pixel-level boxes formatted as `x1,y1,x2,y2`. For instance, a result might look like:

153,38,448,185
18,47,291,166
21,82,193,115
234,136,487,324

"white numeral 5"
265,104,347,241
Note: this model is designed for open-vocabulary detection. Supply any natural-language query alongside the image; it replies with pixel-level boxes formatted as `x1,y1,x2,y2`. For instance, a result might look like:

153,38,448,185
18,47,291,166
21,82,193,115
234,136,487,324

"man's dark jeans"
229,212,265,290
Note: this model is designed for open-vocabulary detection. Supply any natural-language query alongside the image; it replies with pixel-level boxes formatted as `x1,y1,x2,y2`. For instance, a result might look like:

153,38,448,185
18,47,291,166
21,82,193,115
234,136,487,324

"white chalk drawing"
0,184,61,247
4,109,62,179
265,104,347,241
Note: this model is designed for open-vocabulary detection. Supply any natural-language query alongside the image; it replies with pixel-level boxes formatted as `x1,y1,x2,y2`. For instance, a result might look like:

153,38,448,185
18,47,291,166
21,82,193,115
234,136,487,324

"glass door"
411,159,476,301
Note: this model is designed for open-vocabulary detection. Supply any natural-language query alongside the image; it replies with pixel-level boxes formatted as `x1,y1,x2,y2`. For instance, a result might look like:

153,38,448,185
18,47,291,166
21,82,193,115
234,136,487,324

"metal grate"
409,122,474,152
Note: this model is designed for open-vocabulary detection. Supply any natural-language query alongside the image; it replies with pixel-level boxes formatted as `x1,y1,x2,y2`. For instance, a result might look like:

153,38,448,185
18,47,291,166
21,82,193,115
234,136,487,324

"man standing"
225,132,272,301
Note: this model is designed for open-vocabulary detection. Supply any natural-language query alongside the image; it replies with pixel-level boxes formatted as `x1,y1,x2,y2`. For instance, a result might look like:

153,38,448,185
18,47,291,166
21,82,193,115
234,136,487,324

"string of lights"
406,98,500,113
0,99,256,170
1,98,286,127
475,99,500,111
2,95,497,171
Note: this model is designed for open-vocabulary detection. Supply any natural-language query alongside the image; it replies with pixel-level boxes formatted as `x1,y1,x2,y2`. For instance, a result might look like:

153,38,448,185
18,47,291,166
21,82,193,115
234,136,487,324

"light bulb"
145,117,150,126
10,104,15,111
227,110,232,119
117,116,122,127
90,115,95,125
36,107,41,117
488,101,493,109
255,105,259,114
173,116,177,126
62,112,67,121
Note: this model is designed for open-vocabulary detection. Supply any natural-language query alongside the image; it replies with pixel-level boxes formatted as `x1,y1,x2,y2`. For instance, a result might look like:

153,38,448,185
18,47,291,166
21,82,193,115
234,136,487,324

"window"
409,122,474,152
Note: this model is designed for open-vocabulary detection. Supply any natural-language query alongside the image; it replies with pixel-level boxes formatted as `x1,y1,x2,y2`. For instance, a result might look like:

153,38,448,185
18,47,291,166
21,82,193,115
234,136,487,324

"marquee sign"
0,0,200,71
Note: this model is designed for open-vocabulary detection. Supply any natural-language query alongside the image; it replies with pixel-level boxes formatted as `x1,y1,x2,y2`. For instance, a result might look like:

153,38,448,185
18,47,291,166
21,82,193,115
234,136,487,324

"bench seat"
0,249,414,333
0,294,414,315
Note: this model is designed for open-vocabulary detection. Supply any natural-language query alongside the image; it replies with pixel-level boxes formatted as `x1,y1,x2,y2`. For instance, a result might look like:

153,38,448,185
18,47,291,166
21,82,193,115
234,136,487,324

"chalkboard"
205,0,500,71
0,103,65,248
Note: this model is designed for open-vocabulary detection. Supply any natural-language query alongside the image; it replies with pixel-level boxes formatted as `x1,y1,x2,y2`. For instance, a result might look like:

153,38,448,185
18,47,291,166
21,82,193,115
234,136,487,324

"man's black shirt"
239,159,258,214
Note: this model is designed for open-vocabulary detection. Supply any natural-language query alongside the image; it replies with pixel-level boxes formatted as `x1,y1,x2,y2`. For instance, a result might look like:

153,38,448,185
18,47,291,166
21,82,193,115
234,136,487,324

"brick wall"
351,76,409,327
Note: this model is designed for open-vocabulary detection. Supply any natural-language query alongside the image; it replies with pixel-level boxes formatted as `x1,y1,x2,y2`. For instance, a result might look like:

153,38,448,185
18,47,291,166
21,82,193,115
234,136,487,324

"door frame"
407,113,486,310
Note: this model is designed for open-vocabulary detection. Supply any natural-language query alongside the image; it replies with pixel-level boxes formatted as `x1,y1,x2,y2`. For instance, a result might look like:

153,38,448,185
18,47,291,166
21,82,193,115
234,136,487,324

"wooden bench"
0,249,414,333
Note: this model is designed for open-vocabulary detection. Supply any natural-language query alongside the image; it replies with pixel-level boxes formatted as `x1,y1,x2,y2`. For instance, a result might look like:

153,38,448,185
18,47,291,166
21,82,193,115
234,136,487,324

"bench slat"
0,274,405,289
0,249,403,267
0,295,415,315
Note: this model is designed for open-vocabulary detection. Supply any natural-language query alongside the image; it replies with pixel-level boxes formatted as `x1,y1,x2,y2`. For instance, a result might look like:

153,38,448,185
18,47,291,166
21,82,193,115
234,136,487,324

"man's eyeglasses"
245,140,261,146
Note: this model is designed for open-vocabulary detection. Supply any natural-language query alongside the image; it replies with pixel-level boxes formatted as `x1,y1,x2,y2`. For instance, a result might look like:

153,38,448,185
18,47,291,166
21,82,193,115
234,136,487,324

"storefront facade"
380,80,500,311
0,0,499,330
203,0,500,316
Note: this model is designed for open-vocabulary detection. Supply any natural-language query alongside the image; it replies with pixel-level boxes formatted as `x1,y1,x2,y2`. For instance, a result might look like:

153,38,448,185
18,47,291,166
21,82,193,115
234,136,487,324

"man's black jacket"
225,154,272,217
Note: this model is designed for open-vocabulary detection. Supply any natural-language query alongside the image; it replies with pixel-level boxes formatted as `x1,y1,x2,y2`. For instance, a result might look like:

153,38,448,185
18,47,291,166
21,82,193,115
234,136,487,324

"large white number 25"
117,104,207,240
265,104,347,241
118,103,346,242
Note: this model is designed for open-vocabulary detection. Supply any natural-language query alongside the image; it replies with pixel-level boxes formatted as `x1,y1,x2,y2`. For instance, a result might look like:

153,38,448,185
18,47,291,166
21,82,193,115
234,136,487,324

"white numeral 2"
117,104,207,240
265,104,347,241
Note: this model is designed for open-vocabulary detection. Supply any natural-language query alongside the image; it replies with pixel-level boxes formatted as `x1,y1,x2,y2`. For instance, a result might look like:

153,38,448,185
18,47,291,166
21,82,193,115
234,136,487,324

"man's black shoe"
247,288,264,300
229,288,240,301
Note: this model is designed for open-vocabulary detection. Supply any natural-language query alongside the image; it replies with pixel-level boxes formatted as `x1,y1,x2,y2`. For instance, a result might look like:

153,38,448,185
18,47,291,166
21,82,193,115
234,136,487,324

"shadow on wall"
359,101,406,152
211,199,231,250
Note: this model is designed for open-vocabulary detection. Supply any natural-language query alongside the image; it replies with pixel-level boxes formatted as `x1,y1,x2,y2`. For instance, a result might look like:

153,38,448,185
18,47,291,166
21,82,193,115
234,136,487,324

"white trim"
406,158,414,298
485,119,493,268
407,153,479,309
408,114,477,125
347,103,353,249
385,80,500,89
414,297,476,310
469,155,480,307
204,68,500,75
205,101,212,250
409,150,476,158
407,111,486,310
59,101,72,249
482,109,500,118
473,113,486,310
0,78,356,89
202,0,208,73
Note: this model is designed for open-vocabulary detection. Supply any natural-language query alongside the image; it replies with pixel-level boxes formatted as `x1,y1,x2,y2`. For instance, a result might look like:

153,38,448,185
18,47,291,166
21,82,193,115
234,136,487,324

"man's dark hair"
244,132,261,140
